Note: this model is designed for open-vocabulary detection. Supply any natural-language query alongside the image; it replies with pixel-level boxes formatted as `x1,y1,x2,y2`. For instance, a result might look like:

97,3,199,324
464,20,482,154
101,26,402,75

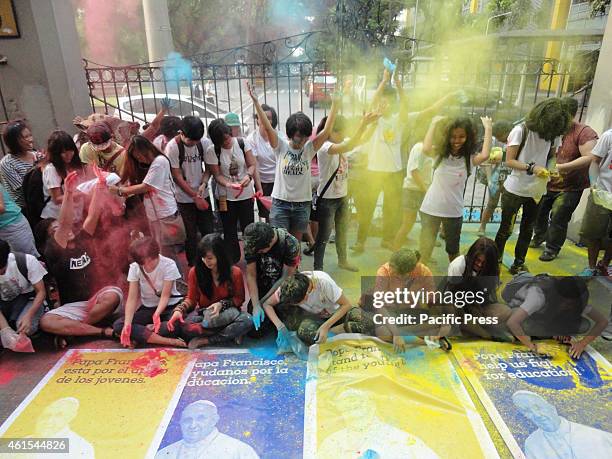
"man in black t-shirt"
38,170,123,346
244,222,299,337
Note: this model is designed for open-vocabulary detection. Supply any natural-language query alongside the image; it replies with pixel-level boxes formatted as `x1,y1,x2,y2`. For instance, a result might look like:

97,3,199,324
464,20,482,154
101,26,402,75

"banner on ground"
452,341,612,459
0,348,306,459
304,335,499,459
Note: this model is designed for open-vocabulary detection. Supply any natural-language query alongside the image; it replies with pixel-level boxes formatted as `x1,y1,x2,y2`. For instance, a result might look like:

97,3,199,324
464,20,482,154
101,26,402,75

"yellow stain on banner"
311,338,498,459
1,350,193,459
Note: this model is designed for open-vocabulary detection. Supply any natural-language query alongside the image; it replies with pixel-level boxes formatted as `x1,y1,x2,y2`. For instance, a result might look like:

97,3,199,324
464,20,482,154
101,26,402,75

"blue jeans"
270,198,311,234
0,293,44,335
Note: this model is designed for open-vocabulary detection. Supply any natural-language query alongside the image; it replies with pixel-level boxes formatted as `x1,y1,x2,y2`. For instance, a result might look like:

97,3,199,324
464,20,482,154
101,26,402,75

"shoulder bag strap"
317,156,342,203
138,264,183,298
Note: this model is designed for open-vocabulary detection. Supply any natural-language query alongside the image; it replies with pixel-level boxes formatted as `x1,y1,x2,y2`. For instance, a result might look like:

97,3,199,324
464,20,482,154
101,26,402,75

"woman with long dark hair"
446,237,511,339
419,116,493,264
41,131,87,220
205,119,257,264
109,135,184,261
164,233,252,347
0,121,41,209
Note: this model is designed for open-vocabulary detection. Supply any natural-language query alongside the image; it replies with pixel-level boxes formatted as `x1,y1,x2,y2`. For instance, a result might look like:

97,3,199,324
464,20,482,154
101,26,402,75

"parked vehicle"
305,73,337,107
114,94,249,134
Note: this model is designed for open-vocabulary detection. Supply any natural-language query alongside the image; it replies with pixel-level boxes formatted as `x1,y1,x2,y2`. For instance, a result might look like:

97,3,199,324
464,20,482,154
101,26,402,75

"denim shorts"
270,198,311,233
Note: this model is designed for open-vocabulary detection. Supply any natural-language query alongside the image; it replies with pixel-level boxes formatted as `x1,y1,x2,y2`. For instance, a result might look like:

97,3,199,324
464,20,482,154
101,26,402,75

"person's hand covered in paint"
160,97,176,112
120,323,132,347
382,68,391,83
393,334,406,353
252,303,265,330
238,175,251,188
246,81,257,101
194,195,209,211
16,315,33,335
363,111,382,126
64,170,79,194
533,165,549,178
92,163,107,187
314,324,329,344
208,302,223,319
167,311,184,332
152,312,161,334
480,116,493,131
569,339,588,359
276,325,290,349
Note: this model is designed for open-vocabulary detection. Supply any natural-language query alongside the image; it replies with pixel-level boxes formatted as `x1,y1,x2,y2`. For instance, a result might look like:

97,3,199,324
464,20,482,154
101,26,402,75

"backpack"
175,135,204,179
13,252,29,280
213,138,246,161
501,272,554,304
22,165,50,228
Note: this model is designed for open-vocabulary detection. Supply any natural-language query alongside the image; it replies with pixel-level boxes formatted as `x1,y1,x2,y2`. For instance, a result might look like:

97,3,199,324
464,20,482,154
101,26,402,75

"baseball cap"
224,112,241,127
87,122,112,151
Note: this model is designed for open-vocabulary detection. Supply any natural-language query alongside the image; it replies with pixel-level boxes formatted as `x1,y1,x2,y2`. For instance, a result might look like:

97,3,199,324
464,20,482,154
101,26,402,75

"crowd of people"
1,67,611,357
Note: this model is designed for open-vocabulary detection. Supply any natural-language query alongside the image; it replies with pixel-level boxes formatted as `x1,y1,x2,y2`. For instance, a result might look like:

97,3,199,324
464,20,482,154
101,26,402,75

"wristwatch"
526,162,535,175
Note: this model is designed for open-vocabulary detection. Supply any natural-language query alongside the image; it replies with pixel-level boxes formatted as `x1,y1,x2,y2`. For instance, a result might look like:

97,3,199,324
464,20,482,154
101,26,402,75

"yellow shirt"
79,141,125,175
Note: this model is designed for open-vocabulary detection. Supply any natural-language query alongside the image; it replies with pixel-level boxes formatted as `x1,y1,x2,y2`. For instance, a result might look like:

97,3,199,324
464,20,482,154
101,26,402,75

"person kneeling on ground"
446,237,512,340
37,170,122,348
113,237,186,348
163,234,252,348
0,239,47,341
505,275,608,358
368,248,436,352
263,271,373,346
243,222,300,337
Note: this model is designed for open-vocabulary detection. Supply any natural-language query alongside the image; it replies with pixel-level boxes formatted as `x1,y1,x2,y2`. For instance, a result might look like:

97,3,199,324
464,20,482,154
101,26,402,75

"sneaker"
596,260,610,277
578,267,599,278
539,251,557,262
529,238,545,248
509,263,529,275
351,242,365,254
303,243,315,256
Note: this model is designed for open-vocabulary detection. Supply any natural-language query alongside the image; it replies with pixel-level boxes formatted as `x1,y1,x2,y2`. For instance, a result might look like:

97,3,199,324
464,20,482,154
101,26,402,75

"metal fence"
80,33,596,222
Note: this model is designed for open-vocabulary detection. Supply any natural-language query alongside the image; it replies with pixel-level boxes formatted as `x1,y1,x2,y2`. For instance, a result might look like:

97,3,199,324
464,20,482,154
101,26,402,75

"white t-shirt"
503,125,560,200
0,253,47,301
204,138,254,201
510,284,592,317
367,113,418,173
591,129,612,192
317,141,349,199
166,137,212,203
420,155,474,218
247,129,278,183
127,255,181,308
40,163,63,220
403,142,433,191
298,271,342,315
143,155,178,221
271,137,317,202
447,255,467,277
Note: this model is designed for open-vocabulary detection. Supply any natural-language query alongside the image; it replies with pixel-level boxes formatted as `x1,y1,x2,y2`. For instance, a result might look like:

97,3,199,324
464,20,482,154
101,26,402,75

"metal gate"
83,31,597,222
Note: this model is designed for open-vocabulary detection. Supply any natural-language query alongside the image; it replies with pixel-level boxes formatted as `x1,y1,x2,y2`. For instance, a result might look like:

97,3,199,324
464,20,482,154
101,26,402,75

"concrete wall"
0,0,90,152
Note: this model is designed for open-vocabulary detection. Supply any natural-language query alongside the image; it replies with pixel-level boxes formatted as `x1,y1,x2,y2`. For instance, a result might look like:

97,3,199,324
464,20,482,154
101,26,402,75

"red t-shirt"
549,122,598,192
186,265,245,310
